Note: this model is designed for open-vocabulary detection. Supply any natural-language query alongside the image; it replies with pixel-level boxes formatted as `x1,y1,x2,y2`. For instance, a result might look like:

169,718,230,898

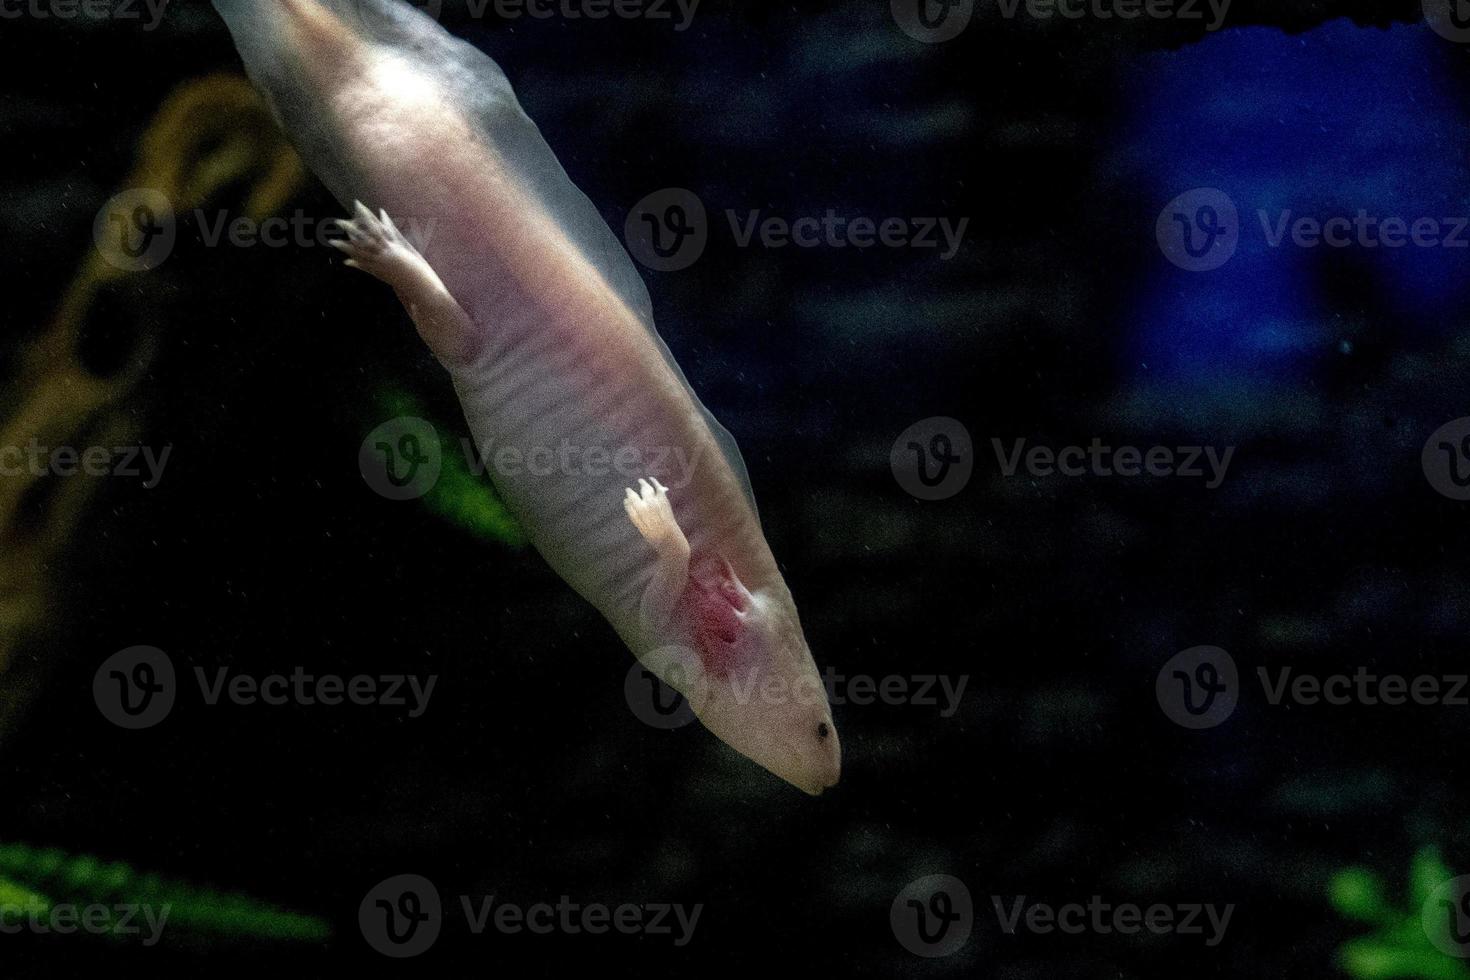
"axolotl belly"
212,0,840,794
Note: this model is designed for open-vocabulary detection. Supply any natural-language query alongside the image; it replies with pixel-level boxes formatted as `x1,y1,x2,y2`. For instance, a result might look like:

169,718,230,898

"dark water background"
2,0,1469,975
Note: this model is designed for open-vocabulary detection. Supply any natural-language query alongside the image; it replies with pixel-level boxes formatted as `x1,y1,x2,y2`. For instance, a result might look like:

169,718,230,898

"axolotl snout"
212,0,840,795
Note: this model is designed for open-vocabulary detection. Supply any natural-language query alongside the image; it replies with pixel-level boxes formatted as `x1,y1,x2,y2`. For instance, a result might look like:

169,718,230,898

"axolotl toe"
212,0,841,795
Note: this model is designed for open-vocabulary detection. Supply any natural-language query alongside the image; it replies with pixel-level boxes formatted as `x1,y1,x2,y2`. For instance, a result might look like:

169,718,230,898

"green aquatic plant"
374,385,526,547
0,874,49,917
0,842,329,945
1331,848,1470,980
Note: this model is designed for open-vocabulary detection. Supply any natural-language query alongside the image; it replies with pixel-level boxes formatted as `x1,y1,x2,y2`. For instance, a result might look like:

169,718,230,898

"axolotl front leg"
330,202,479,364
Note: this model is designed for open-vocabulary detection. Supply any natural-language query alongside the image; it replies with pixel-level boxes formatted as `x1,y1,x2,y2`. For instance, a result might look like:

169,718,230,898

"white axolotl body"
212,0,840,794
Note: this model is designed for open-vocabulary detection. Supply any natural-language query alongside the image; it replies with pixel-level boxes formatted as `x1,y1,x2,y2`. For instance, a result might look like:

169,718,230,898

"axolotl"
212,0,841,794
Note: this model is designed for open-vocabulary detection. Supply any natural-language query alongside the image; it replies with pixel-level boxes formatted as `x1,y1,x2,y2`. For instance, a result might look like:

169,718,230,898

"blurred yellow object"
0,74,304,738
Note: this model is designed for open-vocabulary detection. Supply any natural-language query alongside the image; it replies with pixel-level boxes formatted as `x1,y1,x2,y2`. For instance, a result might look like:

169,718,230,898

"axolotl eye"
817,721,831,740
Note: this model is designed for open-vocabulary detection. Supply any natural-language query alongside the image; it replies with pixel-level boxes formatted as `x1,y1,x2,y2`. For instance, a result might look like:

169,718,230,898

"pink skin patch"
686,559,755,680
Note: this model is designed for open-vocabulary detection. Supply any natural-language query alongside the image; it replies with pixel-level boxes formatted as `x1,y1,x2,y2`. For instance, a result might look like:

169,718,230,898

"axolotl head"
641,558,841,796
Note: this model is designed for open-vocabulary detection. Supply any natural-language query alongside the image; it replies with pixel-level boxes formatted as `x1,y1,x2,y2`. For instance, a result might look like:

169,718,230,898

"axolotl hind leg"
329,202,480,364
